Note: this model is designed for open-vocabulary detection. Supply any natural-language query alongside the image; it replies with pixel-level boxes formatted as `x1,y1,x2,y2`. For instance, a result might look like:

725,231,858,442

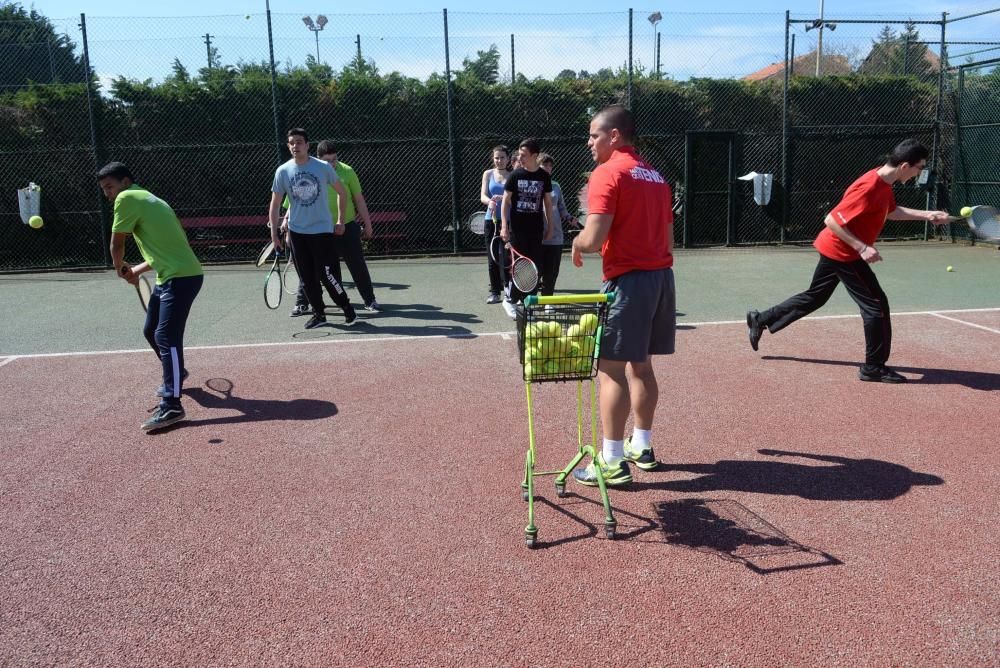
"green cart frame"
516,292,617,548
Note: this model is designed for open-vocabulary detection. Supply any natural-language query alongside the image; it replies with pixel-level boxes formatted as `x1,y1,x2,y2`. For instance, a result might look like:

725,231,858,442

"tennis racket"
947,205,1000,241
136,274,152,312
503,242,539,293
255,240,275,268
264,248,286,309
467,211,487,235
282,251,300,295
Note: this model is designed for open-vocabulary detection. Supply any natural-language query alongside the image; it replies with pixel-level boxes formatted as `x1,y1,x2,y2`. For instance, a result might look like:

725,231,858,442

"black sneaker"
747,310,764,351
362,300,381,313
156,369,189,398
290,304,312,317
304,314,327,330
343,307,358,327
142,405,186,432
858,365,907,384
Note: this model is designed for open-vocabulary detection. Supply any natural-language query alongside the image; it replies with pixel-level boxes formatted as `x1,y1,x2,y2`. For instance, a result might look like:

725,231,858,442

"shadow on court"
180,379,338,427
762,355,1000,391
631,449,943,501
654,498,842,574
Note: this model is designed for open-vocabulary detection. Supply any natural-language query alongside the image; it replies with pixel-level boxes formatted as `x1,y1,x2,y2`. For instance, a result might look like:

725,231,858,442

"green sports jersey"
111,185,202,284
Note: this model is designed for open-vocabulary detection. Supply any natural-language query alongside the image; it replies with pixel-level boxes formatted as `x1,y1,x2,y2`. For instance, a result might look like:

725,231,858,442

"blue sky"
23,1,1000,86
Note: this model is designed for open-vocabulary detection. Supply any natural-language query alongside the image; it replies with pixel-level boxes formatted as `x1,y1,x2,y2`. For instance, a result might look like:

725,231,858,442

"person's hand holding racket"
118,263,138,285
500,224,510,243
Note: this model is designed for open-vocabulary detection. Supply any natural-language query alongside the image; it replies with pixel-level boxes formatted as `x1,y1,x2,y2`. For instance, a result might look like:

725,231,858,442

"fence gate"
953,57,1000,245
683,130,738,247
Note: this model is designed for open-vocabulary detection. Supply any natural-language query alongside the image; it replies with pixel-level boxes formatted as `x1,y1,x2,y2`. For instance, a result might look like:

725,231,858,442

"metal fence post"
780,10,790,244
265,1,283,164
511,34,515,82
927,12,947,235
627,9,633,108
443,9,460,253
79,13,110,267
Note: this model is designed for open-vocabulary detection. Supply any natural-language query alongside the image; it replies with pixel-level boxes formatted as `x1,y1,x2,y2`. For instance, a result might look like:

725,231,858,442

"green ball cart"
516,292,617,548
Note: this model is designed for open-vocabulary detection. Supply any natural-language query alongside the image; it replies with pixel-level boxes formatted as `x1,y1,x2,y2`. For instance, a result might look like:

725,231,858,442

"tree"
860,22,935,81
0,2,87,86
459,45,500,85
556,69,577,81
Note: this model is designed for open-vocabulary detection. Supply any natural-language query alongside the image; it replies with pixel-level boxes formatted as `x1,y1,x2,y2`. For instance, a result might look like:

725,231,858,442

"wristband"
859,244,868,254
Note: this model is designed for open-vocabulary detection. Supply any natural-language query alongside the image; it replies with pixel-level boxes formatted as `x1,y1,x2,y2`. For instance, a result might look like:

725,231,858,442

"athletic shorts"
600,267,676,362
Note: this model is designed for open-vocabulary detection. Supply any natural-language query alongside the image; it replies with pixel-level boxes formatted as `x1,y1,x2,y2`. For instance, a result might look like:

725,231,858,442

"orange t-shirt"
586,147,673,281
814,169,896,262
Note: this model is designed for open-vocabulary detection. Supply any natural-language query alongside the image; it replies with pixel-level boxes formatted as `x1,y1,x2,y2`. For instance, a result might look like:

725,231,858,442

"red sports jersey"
586,147,673,281
814,169,896,262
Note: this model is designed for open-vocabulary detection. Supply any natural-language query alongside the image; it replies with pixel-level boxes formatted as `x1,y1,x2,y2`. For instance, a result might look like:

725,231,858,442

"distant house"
744,51,853,82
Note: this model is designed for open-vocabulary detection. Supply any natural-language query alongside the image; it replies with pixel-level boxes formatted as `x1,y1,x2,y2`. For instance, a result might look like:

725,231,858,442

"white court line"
929,312,1000,335
0,356,18,368
2,306,999,362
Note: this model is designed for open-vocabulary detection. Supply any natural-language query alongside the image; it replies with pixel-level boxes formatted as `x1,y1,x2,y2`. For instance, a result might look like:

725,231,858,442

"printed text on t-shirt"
630,166,665,184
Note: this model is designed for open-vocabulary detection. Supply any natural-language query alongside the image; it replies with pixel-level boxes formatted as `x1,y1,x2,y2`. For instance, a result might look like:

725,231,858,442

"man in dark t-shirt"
500,138,554,317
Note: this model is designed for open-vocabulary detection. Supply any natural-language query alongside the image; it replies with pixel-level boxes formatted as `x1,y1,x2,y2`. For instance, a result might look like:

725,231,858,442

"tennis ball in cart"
579,313,598,335
29,215,44,229
960,206,972,218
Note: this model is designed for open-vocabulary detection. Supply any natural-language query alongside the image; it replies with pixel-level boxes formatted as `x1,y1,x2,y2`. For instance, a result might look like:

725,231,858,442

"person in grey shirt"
268,127,357,329
538,152,580,296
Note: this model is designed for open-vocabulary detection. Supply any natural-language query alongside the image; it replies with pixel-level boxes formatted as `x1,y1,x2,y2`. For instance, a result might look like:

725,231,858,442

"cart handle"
524,292,615,306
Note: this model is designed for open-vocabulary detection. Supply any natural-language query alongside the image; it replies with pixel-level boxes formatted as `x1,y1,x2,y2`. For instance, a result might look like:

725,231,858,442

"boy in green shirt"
100,162,203,432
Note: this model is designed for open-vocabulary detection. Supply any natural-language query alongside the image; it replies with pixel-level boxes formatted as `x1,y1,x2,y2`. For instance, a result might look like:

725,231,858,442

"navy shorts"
601,268,676,362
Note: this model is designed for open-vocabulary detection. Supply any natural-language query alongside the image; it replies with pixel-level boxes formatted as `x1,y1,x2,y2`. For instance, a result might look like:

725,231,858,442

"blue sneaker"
572,458,632,487
141,405,186,432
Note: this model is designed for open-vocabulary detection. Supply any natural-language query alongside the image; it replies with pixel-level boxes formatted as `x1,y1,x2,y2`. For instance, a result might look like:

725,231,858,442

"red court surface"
1,312,998,666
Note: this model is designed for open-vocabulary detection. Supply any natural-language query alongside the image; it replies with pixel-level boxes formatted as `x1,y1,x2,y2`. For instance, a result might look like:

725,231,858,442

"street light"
648,11,662,77
302,14,328,62
803,0,836,76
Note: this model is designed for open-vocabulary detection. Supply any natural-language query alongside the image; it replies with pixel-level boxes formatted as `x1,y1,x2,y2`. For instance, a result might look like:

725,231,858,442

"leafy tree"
556,69,577,81
0,2,87,86
861,22,935,81
459,45,500,85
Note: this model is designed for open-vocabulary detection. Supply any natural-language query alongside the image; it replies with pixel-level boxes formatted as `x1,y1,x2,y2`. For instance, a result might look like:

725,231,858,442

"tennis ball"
579,313,598,335
947,265,954,272
28,215,43,229
567,324,583,338
543,359,560,376
523,362,534,380
960,206,972,218
580,335,596,357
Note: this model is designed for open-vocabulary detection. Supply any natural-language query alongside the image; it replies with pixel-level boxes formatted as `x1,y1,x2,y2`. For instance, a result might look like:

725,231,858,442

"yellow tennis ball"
946,266,954,272
960,206,972,218
29,215,43,229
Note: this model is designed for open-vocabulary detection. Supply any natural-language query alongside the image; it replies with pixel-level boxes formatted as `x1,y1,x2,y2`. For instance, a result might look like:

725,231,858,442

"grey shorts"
600,268,676,362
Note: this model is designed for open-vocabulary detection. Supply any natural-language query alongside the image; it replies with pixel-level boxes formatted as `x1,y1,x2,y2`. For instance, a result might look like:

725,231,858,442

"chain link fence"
1,7,997,271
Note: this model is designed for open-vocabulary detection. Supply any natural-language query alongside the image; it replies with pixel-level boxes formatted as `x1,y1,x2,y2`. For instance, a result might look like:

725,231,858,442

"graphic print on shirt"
290,170,322,207
515,179,543,213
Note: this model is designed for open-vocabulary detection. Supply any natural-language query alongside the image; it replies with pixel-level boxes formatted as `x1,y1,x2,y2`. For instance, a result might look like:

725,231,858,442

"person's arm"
500,191,512,241
823,214,880,263
354,191,373,240
110,232,132,281
480,170,494,207
333,180,348,236
887,205,948,223
571,213,613,267
542,192,555,241
268,192,284,248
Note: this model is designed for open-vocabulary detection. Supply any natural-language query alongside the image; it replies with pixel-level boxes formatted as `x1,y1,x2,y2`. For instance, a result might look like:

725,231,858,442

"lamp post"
302,14,328,62
647,11,662,77
804,0,836,75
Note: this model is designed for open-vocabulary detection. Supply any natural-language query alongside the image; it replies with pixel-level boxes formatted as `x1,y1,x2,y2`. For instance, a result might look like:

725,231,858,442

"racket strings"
511,258,538,292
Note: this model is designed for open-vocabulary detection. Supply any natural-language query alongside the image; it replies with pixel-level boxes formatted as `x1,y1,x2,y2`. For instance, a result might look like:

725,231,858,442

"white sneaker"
502,299,517,320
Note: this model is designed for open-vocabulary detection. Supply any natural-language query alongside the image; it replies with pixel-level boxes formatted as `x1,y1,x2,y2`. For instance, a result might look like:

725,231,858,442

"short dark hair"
491,144,510,157
287,127,308,142
518,138,540,155
594,105,636,142
316,140,337,156
538,152,554,166
96,161,134,182
887,139,928,167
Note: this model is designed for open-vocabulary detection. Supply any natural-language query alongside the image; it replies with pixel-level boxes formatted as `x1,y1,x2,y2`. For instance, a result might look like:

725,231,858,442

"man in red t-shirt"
747,139,948,383
570,105,675,487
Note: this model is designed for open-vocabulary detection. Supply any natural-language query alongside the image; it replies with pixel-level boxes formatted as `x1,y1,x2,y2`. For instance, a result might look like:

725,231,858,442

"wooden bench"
369,211,408,253
181,215,268,247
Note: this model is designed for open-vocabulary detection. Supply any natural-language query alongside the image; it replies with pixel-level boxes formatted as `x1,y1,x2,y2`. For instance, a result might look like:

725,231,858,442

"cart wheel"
605,525,616,540
555,483,566,498
525,533,537,548
521,489,530,502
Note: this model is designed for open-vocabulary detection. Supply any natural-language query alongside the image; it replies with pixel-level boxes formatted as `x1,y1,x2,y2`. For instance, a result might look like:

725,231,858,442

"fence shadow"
762,355,1000,391
632,449,943,501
